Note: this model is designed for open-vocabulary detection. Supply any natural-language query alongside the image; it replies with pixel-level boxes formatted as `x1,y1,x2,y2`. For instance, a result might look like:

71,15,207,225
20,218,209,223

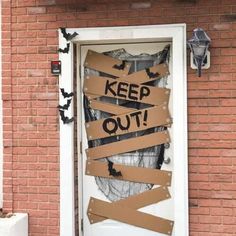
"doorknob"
164,157,171,164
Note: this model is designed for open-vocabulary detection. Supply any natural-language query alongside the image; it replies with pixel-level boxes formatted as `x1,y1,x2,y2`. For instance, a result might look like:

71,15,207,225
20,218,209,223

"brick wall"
2,0,236,235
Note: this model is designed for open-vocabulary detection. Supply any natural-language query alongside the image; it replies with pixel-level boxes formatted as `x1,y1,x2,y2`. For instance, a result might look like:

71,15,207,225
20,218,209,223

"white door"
80,42,174,236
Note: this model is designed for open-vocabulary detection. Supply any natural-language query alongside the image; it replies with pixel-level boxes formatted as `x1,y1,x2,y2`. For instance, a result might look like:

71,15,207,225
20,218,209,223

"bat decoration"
60,88,74,98
107,160,122,177
157,127,167,169
145,68,160,79
59,109,74,124
113,60,126,70
60,27,78,41
58,43,70,54
58,99,72,110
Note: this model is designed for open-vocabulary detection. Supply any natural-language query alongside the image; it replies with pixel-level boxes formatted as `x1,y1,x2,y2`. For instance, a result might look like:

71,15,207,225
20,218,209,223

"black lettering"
130,111,142,127
105,80,117,96
102,118,118,134
117,82,128,99
128,83,139,100
140,86,150,100
117,115,130,131
143,110,148,126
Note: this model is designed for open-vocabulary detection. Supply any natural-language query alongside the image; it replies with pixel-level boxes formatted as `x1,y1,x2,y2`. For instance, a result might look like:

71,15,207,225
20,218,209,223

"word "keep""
105,80,150,101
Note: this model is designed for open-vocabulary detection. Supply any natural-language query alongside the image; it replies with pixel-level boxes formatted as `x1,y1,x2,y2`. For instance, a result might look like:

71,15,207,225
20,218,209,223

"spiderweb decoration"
83,45,170,202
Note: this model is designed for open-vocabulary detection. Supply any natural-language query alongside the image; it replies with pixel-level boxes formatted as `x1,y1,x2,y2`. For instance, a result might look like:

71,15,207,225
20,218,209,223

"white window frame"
59,24,188,236
0,0,3,209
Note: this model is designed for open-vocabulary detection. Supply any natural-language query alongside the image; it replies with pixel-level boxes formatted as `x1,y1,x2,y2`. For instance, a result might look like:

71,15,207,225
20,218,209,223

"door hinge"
80,141,82,154
81,218,84,232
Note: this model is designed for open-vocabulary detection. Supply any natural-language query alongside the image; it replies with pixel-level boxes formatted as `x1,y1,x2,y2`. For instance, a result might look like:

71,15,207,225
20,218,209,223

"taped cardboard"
84,63,169,101
86,130,170,160
84,49,174,235
83,75,170,106
122,63,169,84
89,100,135,115
84,50,131,77
86,160,172,186
88,197,174,235
88,186,171,224
85,105,171,140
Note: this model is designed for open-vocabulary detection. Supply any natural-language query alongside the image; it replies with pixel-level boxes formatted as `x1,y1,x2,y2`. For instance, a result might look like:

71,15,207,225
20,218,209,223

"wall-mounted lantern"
187,28,211,77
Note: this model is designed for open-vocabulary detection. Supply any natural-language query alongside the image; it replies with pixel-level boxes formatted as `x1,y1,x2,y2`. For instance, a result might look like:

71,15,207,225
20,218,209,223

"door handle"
163,157,171,164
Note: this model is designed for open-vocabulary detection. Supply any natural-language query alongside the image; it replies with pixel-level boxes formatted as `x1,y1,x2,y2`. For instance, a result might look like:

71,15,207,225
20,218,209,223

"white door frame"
59,24,188,236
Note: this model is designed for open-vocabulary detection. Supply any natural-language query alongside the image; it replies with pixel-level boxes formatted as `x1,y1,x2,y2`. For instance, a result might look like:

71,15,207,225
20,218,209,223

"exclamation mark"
143,110,148,126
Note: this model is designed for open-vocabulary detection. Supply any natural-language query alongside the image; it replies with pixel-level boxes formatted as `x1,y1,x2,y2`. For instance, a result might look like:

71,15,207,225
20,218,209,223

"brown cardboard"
86,130,170,160
88,186,170,224
86,62,168,89
84,63,169,100
88,197,174,235
83,50,173,234
85,105,171,140
89,100,135,115
122,63,169,84
83,75,170,106
84,50,131,77
86,160,172,186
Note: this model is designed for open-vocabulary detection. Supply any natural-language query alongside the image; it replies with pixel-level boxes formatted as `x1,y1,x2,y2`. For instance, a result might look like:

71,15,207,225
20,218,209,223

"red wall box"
2,0,236,236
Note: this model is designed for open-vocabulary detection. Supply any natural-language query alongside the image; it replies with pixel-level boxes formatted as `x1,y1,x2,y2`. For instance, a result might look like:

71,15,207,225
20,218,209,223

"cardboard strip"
86,160,172,186
86,130,170,160
83,75,170,106
85,63,169,101
122,63,169,84
84,50,131,77
88,186,171,224
88,197,174,235
85,105,171,140
89,100,135,115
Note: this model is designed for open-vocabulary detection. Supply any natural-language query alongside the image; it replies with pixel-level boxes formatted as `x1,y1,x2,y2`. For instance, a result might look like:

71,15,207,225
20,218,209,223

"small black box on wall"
51,61,61,75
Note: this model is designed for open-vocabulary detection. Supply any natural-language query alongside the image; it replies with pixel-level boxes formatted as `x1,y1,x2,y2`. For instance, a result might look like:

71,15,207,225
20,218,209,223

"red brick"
27,7,46,14
130,2,151,9
17,15,37,23
27,22,47,30
212,23,232,30
38,14,57,22
222,200,236,208
199,215,222,224
37,0,56,6
211,208,233,216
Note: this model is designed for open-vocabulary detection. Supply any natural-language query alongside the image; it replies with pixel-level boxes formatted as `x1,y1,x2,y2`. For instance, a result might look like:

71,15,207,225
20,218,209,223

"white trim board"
59,24,188,236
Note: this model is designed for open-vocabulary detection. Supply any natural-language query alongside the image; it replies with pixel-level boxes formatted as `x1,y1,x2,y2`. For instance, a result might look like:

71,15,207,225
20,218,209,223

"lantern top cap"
188,28,211,46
